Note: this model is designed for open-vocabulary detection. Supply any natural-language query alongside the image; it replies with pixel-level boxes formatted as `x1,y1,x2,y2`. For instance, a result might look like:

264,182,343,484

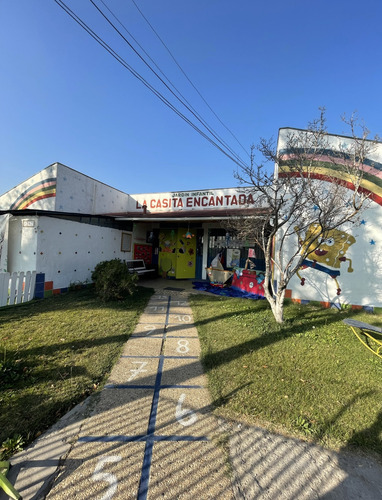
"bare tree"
229,109,380,323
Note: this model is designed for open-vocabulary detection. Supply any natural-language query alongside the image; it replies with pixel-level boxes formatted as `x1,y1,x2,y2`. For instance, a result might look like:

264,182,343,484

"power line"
96,0,247,167
130,0,250,159
53,0,249,169
89,0,248,167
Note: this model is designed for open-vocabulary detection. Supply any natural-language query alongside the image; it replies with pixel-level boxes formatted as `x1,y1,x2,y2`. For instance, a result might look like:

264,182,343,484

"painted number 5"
92,456,122,500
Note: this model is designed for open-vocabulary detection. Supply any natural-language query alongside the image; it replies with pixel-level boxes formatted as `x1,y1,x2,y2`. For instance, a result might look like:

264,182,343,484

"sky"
1,0,382,196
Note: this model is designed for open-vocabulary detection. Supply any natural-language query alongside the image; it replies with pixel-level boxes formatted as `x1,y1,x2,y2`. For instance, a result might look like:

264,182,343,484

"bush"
91,259,138,301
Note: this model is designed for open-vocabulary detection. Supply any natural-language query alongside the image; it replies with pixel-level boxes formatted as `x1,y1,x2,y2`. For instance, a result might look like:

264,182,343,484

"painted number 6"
176,393,197,427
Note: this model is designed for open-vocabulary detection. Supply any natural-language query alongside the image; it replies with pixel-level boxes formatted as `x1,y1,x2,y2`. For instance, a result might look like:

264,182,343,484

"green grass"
189,295,382,456
0,286,153,455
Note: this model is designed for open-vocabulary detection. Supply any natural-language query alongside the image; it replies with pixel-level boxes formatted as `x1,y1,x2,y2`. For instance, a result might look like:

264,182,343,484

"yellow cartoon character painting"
295,224,355,295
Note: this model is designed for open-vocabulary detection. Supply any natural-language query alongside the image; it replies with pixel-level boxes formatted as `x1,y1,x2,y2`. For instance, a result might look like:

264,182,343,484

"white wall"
276,128,382,308
7,216,38,273
0,214,10,272
284,204,382,307
0,163,132,215
55,164,131,214
35,217,133,289
0,164,57,211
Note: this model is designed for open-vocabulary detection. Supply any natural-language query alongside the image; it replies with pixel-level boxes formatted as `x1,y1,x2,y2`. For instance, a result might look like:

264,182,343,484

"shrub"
91,259,138,301
0,434,24,461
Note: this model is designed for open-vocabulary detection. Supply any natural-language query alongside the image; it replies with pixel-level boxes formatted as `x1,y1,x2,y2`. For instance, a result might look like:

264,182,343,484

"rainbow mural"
10,178,57,210
278,149,382,206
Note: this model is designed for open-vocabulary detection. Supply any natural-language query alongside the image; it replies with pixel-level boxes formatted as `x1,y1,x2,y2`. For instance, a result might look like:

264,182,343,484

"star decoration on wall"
370,239,376,245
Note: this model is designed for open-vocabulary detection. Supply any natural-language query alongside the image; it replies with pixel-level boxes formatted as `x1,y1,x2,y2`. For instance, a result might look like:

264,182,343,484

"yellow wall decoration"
159,228,196,279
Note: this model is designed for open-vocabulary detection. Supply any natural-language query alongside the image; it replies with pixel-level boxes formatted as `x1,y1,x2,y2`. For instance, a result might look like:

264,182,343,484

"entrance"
158,228,197,279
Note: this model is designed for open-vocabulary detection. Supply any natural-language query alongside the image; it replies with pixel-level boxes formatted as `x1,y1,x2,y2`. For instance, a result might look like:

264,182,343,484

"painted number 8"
176,339,189,354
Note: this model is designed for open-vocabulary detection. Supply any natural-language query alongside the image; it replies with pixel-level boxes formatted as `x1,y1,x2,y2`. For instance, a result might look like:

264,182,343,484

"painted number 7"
92,456,121,500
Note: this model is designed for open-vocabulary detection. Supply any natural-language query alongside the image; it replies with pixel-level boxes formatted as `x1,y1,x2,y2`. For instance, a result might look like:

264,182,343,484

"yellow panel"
176,228,196,279
158,229,177,277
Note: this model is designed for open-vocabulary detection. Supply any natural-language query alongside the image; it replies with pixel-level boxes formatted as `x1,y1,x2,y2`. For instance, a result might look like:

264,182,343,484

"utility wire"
89,0,248,167
53,0,249,169
96,0,247,167
131,0,250,159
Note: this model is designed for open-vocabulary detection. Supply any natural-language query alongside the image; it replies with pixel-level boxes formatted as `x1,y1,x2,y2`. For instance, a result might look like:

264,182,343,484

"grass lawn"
190,294,382,457
0,286,153,457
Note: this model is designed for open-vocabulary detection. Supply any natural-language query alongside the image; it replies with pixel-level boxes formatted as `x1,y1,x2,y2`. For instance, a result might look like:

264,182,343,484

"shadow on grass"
191,294,364,334
346,407,382,452
0,286,154,327
3,334,133,362
315,390,378,442
0,287,155,445
190,294,382,455
195,309,362,372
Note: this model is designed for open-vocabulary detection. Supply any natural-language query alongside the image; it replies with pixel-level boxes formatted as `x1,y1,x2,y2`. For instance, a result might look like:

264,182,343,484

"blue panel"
35,273,45,283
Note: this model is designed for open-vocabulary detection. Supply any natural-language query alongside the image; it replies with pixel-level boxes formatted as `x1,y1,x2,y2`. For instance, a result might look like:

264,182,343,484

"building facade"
0,163,265,297
1,127,381,309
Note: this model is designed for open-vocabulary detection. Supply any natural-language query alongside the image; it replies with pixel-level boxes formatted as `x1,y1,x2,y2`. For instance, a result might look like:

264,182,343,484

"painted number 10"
173,315,191,323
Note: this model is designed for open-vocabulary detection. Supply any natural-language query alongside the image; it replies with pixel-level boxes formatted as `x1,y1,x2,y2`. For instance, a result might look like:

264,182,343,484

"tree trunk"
264,287,286,324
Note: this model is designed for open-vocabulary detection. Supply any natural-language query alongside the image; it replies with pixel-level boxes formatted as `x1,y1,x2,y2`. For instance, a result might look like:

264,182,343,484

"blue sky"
1,0,381,196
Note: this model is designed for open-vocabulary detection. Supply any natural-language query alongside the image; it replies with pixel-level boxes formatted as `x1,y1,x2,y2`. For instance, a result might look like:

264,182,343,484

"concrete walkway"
46,291,232,499
2,280,382,499
2,288,233,499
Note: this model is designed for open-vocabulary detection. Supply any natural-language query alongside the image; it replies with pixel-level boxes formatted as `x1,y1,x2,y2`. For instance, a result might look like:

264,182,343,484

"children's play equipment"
206,252,233,287
206,249,265,298
231,254,265,297
343,318,382,359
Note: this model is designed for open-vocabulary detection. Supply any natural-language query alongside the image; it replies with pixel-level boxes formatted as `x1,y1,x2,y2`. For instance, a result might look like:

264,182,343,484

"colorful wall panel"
134,244,152,265
158,228,196,279
276,128,382,309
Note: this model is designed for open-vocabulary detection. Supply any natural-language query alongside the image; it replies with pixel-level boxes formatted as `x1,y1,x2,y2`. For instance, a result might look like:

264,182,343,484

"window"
121,232,132,252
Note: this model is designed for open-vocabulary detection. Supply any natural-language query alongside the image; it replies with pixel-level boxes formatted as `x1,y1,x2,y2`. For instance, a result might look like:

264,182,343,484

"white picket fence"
0,271,37,307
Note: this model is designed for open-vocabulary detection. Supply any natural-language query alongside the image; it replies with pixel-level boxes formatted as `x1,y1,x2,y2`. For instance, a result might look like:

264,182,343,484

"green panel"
158,229,177,277
176,228,196,279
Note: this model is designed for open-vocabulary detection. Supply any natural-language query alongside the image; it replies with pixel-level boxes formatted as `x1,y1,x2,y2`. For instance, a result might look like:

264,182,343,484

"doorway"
158,228,197,279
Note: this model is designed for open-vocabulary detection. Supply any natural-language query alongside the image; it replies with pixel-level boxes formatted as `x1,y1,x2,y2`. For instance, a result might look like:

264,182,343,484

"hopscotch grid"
105,384,204,390
137,295,170,500
166,335,199,339
121,355,199,359
75,294,204,500
104,384,156,389
121,355,162,359
130,336,164,340
160,384,204,389
78,435,208,443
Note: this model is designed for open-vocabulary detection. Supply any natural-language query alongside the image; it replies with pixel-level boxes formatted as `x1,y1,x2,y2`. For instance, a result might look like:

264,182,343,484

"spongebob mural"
295,224,356,296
